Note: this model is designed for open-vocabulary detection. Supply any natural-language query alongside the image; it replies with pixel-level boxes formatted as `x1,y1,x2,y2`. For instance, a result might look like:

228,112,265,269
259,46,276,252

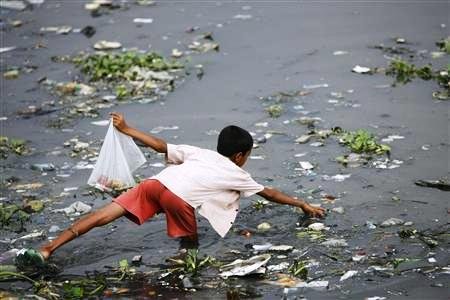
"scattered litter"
299,161,314,170
149,162,165,168
171,48,183,58
233,14,253,20
267,262,289,272
188,41,219,53
250,155,265,160
331,207,345,214
133,18,153,24
48,225,61,233
1,231,45,244
31,163,55,172
93,40,122,50
257,222,272,231
80,26,96,38
366,221,377,229
295,135,311,144
431,51,446,59
91,120,110,126
252,243,272,251
320,238,348,247
365,297,386,300
40,26,73,34
53,201,92,216
308,223,326,231
132,255,142,264
219,254,270,277
352,254,367,262
266,104,283,118
303,83,329,89
0,47,17,54
352,65,372,74
296,280,329,290
380,217,404,227
0,1,27,10
333,50,349,56
415,179,450,191
150,126,179,134
3,70,20,79
381,135,405,143
322,174,351,182
340,270,358,281
428,257,437,263
310,142,324,147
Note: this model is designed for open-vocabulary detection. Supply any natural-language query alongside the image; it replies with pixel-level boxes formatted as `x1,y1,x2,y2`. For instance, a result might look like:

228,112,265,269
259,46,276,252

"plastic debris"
132,255,142,264
171,48,183,58
299,161,314,170
331,207,345,214
150,126,179,134
322,174,351,182
91,120,110,126
31,163,55,172
48,225,61,233
219,254,270,277
257,222,272,231
352,65,372,74
233,14,252,20
296,280,329,290
0,47,17,53
333,50,349,55
381,135,404,143
133,18,153,24
380,218,404,227
40,26,73,34
340,270,358,281
320,238,348,247
415,179,450,191
1,231,45,244
0,1,27,10
308,223,326,231
93,40,122,50
303,83,329,89
80,26,96,38
3,70,19,79
267,262,290,272
53,201,92,216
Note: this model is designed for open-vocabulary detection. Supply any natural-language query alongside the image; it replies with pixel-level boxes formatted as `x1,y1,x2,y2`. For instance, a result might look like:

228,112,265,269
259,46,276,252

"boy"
38,112,325,260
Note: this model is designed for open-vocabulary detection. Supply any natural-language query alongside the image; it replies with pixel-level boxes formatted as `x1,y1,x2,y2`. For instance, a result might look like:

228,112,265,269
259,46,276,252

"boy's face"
234,150,251,167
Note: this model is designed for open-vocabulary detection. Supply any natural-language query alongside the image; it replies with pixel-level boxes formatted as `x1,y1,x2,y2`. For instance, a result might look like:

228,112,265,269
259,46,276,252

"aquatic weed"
168,249,214,276
288,260,308,280
339,129,391,155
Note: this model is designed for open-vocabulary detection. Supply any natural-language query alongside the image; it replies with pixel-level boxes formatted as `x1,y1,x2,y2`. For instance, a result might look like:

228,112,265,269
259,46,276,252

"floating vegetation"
436,37,450,54
0,204,30,232
73,51,183,82
266,104,283,118
252,199,270,210
167,249,215,276
339,129,391,155
288,260,308,280
0,136,28,159
386,59,449,99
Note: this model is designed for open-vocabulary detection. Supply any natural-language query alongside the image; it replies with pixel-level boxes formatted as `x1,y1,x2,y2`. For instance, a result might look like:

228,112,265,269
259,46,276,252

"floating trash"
219,254,270,277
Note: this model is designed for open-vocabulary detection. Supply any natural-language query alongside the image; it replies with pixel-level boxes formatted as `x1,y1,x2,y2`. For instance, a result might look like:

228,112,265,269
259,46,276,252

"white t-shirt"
151,144,264,237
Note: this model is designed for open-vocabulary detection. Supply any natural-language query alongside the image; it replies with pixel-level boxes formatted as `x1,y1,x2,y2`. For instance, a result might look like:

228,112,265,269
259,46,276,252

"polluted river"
0,1,449,299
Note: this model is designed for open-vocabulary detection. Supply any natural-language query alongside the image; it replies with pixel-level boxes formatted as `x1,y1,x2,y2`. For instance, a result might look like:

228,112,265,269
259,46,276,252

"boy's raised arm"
111,112,167,154
257,187,325,218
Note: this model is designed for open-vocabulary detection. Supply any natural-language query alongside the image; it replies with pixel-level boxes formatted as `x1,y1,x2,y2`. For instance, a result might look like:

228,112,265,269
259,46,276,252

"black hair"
217,125,253,157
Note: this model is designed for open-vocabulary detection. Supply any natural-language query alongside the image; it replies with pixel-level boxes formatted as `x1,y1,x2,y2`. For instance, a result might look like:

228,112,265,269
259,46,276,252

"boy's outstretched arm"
110,112,167,153
257,187,326,218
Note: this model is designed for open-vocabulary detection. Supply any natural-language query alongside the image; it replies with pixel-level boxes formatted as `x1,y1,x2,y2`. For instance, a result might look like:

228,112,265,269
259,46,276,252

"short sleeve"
233,173,264,198
166,144,200,164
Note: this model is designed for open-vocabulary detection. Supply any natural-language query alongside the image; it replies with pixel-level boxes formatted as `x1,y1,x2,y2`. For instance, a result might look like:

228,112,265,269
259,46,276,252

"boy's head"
217,125,253,166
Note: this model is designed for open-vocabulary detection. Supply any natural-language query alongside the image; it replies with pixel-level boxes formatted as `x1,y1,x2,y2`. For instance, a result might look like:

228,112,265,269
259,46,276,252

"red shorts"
113,179,197,238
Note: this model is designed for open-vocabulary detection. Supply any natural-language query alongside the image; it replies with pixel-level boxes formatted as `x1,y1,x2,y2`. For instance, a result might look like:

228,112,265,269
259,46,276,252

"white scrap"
150,125,179,134
233,14,252,20
1,231,45,244
253,243,272,251
295,280,329,290
308,223,326,231
303,83,329,89
352,65,372,74
93,40,122,50
322,174,351,182
365,297,386,300
133,18,153,24
219,254,270,277
380,217,404,227
428,257,437,263
91,120,110,126
381,135,405,143
321,238,348,247
340,270,358,281
0,1,27,10
53,201,92,216
352,254,366,262
267,262,289,272
0,47,17,53
333,50,349,56
299,161,314,170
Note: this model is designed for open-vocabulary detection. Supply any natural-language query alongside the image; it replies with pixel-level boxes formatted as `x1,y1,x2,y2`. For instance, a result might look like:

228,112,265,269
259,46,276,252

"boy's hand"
301,203,326,218
110,112,129,133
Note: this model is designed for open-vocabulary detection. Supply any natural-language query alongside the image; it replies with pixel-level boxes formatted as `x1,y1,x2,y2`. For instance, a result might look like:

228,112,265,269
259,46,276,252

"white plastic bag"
88,120,146,191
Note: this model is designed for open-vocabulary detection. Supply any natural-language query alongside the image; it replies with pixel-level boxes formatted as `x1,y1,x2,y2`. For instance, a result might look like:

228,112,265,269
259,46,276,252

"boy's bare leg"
39,202,126,259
